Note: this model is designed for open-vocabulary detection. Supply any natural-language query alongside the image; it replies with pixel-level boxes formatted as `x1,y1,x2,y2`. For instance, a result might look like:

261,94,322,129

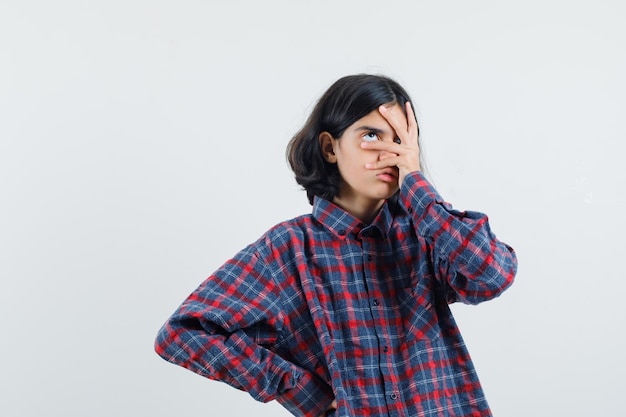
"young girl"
155,74,517,417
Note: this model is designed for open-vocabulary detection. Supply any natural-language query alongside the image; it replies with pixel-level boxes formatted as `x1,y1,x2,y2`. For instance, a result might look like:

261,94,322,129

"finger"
365,157,400,170
360,140,402,153
404,101,417,131
405,101,418,139
320,399,337,417
379,104,409,137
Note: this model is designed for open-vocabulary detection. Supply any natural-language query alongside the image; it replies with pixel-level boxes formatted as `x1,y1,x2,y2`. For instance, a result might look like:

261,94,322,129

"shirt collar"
312,196,395,240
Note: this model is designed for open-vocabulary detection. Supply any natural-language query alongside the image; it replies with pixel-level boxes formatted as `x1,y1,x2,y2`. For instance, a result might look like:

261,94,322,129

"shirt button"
372,299,379,306
383,346,388,353
338,229,346,236
366,255,373,261
390,393,398,400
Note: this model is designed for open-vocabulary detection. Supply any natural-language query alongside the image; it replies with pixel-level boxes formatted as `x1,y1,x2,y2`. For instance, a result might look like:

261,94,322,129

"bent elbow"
478,243,518,301
154,321,182,364
453,244,518,305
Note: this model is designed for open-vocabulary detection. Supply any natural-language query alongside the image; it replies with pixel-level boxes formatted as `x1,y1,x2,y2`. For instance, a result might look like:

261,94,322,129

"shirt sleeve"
154,243,334,417
400,171,518,304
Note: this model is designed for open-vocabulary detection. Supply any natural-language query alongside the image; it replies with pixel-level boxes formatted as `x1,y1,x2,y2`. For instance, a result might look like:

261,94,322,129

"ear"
318,131,337,163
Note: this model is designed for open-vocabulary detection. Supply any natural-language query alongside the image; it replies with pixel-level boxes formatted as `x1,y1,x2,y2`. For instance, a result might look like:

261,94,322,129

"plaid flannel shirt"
155,171,517,417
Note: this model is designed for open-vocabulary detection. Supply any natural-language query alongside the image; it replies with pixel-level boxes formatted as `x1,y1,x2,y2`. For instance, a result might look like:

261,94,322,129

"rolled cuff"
275,370,334,417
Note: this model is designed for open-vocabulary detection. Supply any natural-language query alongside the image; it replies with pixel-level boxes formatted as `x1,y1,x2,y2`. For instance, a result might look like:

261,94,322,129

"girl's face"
320,103,404,222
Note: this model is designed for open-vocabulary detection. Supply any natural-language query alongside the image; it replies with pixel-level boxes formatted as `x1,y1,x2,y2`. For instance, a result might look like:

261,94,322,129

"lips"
376,167,398,182
378,168,398,178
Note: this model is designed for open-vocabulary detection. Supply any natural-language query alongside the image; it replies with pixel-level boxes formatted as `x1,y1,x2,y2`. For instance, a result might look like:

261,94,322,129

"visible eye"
393,137,401,144
362,132,380,142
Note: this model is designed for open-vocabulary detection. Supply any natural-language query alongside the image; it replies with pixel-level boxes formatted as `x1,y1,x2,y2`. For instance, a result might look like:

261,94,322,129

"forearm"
155,245,334,416
155,314,333,416
400,171,517,303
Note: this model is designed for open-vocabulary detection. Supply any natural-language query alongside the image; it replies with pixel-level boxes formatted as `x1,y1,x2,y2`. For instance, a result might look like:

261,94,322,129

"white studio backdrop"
1,1,624,416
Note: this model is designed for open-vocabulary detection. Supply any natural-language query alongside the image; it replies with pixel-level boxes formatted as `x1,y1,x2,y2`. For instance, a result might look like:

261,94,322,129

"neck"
332,195,384,224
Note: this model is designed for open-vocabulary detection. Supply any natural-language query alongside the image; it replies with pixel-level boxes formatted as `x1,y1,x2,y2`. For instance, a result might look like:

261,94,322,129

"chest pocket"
397,276,441,343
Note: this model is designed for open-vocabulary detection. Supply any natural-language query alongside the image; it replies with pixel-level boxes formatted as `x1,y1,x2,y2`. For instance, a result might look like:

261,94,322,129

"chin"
372,189,398,200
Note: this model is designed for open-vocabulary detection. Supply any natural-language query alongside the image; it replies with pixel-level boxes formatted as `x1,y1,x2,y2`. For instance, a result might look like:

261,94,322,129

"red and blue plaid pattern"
155,171,517,417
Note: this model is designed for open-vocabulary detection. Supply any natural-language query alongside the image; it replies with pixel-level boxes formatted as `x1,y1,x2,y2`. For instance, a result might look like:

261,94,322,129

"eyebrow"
354,125,392,136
